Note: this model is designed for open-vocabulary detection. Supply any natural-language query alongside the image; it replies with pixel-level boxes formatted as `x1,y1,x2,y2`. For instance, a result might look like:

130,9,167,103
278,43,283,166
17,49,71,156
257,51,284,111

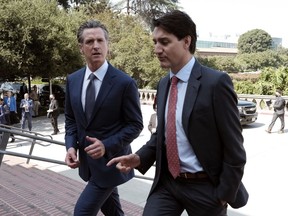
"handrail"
0,125,59,143
0,125,154,181
0,149,66,165
0,125,65,166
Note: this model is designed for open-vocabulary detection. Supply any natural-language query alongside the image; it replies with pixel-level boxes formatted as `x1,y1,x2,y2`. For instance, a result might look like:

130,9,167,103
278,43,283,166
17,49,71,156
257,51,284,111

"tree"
0,0,85,81
235,51,283,71
89,11,165,88
238,29,272,54
113,0,179,29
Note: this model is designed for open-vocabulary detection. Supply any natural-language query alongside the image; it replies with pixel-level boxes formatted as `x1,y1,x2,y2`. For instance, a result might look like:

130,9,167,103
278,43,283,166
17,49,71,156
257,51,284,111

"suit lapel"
182,61,202,136
87,65,116,125
157,75,170,136
72,68,87,127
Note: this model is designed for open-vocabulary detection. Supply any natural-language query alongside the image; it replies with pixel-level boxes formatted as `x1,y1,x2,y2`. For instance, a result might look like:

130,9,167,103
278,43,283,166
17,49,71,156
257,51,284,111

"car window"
42,86,49,91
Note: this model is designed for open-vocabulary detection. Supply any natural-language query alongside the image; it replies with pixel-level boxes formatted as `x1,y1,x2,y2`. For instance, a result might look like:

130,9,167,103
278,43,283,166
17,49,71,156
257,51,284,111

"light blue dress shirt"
165,57,203,173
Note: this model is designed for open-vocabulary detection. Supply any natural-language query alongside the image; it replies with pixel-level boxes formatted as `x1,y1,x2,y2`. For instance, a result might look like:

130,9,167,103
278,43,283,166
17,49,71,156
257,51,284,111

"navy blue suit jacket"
136,60,248,208
65,64,143,187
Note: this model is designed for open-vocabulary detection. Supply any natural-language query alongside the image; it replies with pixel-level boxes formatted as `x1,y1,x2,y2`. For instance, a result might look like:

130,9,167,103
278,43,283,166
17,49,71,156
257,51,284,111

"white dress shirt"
81,61,108,111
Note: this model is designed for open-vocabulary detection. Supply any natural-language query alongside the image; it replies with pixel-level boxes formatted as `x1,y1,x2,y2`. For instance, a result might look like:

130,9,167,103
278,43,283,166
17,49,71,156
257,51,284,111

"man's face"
152,27,191,73
79,27,109,72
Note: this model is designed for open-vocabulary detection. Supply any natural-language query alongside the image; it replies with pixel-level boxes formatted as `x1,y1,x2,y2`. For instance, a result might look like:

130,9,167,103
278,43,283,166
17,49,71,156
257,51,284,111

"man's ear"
79,43,83,54
184,35,191,50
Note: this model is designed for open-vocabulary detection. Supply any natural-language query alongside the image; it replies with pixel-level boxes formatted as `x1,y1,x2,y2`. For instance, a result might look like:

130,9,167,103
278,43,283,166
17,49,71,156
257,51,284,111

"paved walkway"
2,105,288,215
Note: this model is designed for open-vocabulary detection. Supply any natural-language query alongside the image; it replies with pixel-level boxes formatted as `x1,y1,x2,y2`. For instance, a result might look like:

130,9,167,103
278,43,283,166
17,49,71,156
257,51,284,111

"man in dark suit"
47,94,60,135
64,20,143,215
266,89,286,133
108,10,248,216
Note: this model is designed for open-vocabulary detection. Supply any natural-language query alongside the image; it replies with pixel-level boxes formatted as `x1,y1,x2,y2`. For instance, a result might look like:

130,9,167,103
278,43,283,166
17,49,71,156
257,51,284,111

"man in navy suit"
108,10,248,215
64,20,143,215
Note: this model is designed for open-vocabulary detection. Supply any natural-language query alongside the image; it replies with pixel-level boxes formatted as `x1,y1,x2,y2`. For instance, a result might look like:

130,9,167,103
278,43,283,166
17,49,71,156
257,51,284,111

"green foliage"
89,11,166,88
233,80,256,94
235,51,283,71
0,0,85,80
114,0,179,29
237,29,272,54
258,67,288,95
197,55,238,72
232,67,288,95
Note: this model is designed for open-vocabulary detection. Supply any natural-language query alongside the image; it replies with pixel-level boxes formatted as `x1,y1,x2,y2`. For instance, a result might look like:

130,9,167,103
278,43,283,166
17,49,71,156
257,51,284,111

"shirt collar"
85,60,108,82
169,57,195,83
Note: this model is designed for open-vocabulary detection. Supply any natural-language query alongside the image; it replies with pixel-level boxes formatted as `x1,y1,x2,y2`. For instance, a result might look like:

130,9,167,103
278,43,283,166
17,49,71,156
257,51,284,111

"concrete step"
0,156,143,216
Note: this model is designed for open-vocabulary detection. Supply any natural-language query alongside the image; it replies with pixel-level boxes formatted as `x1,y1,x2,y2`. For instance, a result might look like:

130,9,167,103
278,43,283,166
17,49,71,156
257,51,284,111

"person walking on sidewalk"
47,94,60,135
20,93,33,131
64,20,143,215
108,10,248,216
266,89,286,133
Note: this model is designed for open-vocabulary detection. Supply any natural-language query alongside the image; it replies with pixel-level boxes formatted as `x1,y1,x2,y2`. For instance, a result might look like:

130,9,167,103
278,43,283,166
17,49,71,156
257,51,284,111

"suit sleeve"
213,73,246,203
64,75,79,151
102,79,143,158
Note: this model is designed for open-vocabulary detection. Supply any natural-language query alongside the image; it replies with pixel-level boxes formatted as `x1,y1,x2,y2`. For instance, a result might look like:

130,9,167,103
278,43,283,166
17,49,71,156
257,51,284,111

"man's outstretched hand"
107,154,141,173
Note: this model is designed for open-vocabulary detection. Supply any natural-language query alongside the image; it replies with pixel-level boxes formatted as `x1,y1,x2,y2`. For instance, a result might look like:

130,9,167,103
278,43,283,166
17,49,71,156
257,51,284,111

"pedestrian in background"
30,85,40,117
64,20,143,215
108,10,248,216
266,89,286,133
148,98,157,134
4,91,18,124
47,94,60,135
0,98,6,125
20,93,33,131
3,91,16,142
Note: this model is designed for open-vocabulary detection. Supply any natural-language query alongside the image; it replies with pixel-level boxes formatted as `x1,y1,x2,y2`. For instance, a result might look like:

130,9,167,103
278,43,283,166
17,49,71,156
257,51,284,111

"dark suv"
38,84,65,107
237,100,258,125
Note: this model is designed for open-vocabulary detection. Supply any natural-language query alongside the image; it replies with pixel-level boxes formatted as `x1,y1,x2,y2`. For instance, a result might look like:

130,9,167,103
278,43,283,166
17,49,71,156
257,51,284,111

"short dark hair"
77,20,109,43
152,10,197,54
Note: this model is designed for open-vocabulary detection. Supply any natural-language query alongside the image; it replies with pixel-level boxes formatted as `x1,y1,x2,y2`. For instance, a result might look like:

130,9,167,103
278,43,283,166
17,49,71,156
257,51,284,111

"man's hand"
84,136,105,159
107,154,141,173
65,147,80,169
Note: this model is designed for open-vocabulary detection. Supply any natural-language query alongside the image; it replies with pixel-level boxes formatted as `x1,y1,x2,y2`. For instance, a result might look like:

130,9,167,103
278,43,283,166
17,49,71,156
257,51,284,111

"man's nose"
154,43,162,54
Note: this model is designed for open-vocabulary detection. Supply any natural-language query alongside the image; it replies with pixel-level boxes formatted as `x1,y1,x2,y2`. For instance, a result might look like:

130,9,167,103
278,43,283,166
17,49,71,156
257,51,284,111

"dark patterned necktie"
166,76,180,178
85,73,97,120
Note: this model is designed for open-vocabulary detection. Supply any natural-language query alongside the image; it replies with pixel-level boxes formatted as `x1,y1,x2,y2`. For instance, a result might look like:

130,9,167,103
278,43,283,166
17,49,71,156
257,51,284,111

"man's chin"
159,62,170,69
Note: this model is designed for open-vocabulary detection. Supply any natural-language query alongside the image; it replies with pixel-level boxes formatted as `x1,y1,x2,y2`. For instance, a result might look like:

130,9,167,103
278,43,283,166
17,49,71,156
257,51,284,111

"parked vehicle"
38,84,65,107
237,100,258,125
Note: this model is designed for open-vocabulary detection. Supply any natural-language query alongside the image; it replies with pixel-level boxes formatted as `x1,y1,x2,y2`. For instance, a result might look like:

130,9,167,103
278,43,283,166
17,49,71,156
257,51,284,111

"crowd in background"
0,83,58,137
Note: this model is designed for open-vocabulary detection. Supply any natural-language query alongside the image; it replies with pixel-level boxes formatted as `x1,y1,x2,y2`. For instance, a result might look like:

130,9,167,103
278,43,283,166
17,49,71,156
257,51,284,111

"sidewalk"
4,105,288,216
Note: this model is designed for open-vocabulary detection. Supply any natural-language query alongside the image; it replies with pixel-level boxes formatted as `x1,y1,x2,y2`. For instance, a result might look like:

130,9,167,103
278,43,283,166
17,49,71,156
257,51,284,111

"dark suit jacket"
136,60,248,208
65,64,143,188
273,96,285,115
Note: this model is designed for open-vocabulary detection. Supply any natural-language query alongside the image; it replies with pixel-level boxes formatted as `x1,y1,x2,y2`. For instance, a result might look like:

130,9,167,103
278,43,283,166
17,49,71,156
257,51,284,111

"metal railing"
0,124,65,166
138,89,288,111
0,124,154,181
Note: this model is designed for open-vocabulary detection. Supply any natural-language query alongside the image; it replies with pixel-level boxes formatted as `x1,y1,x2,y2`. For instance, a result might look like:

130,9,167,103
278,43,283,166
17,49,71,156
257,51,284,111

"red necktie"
166,76,180,178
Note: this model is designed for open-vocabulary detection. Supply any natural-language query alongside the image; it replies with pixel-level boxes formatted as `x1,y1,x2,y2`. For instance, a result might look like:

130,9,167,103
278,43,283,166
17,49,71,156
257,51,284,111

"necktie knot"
88,73,96,81
171,76,178,86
